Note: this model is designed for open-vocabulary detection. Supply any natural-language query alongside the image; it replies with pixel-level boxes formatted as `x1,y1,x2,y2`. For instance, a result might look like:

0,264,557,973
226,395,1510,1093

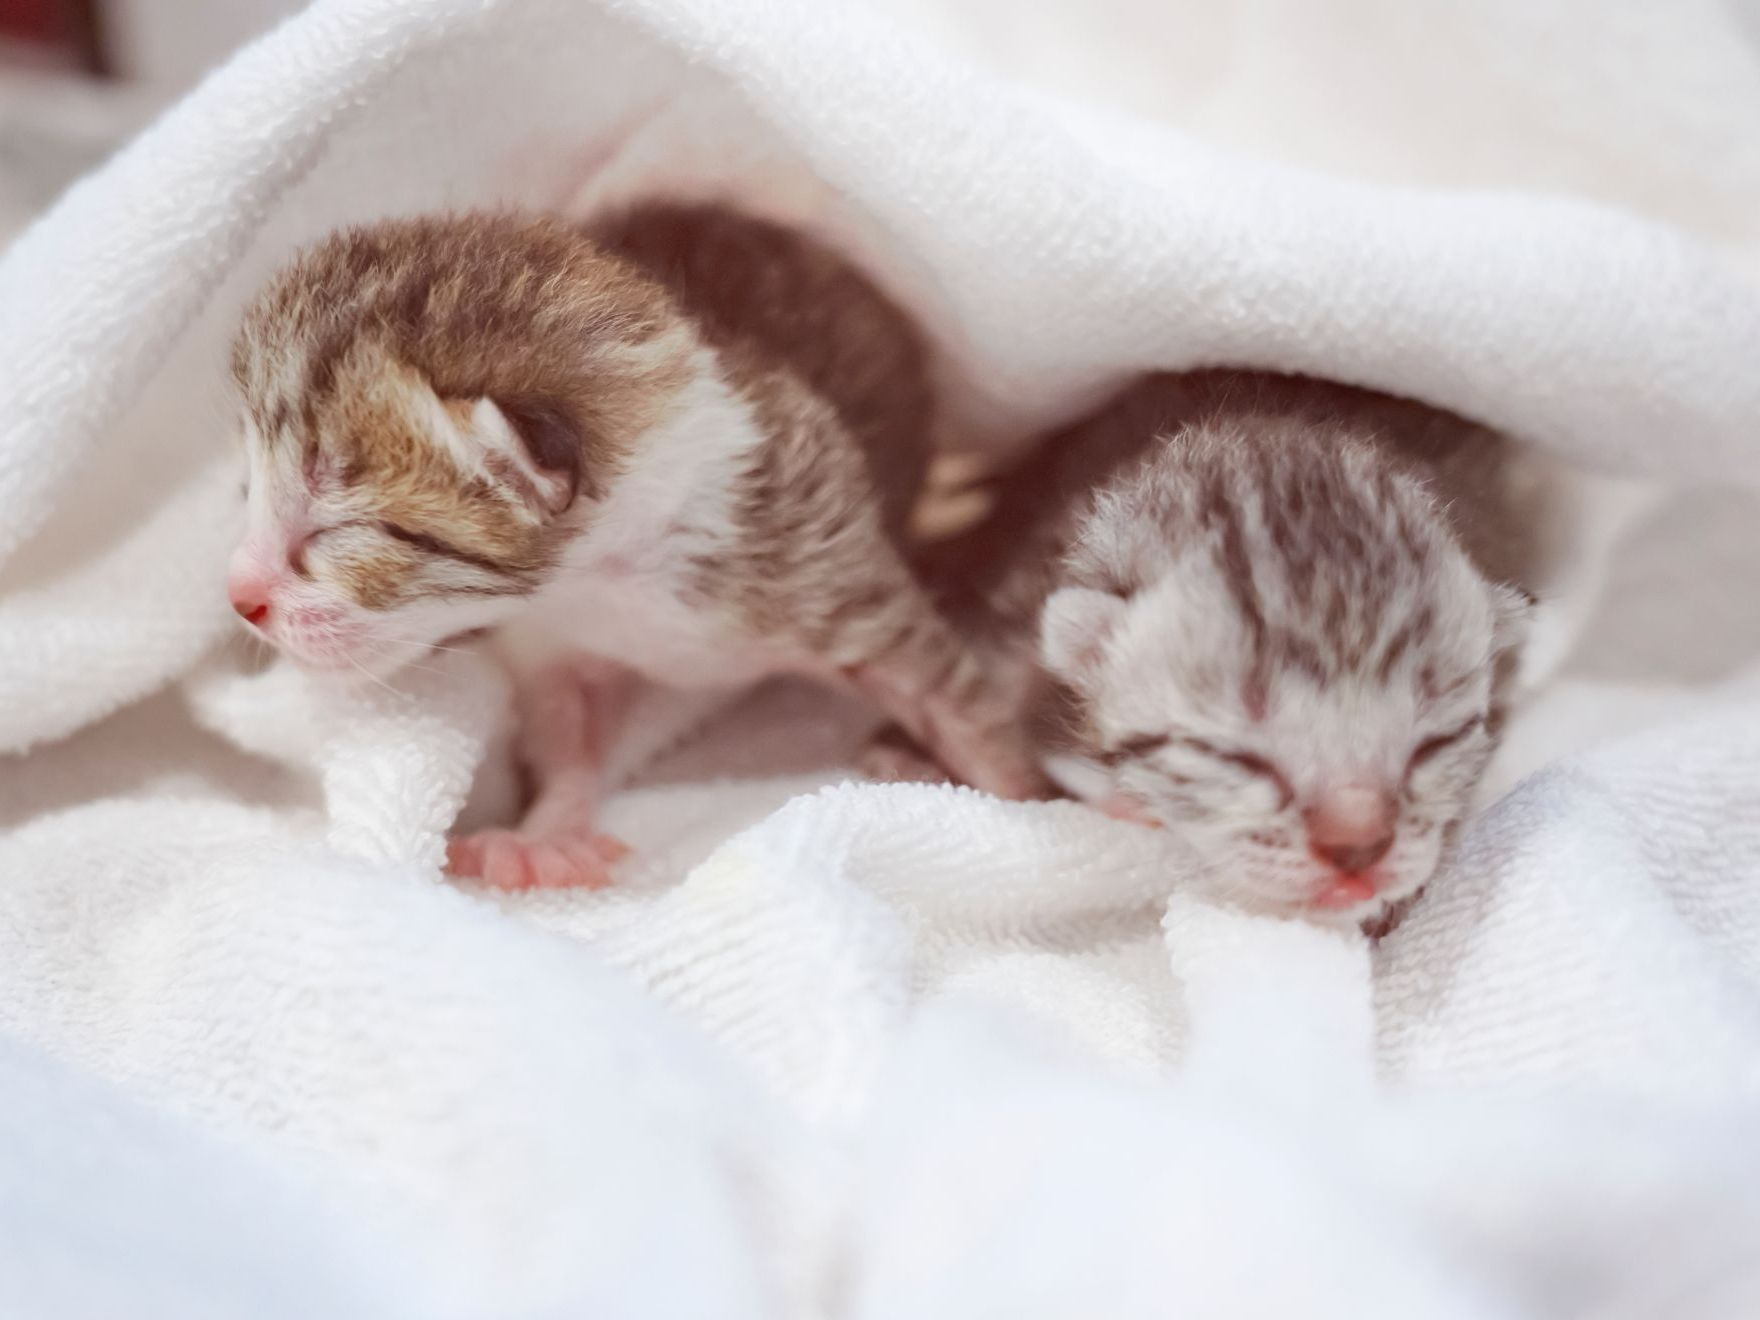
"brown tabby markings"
591,205,1016,746
593,204,933,654
234,214,691,608
233,205,1044,798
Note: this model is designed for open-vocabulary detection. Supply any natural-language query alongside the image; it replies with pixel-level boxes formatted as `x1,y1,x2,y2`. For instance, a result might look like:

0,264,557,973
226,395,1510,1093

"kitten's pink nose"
1305,785,1396,876
228,575,272,627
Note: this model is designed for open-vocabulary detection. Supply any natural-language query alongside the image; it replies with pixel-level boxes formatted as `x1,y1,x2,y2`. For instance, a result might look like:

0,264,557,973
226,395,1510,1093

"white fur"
494,350,777,691
1039,586,1127,678
1056,523,1505,926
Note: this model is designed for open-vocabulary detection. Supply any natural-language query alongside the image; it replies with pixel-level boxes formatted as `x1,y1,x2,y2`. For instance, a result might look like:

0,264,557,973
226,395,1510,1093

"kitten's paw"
1095,793,1162,829
447,829,630,891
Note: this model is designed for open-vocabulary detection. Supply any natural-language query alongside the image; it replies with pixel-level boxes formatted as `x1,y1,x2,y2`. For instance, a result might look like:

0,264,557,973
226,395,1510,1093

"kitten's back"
593,204,932,534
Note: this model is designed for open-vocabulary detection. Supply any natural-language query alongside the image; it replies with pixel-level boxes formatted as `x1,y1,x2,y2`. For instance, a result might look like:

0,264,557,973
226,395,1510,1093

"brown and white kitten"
227,205,1044,890
915,371,1538,926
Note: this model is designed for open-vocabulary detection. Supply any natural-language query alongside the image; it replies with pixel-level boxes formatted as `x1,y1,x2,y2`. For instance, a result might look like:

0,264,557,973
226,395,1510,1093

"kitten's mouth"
1312,874,1378,910
1297,882,1422,937
1286,878,1406,929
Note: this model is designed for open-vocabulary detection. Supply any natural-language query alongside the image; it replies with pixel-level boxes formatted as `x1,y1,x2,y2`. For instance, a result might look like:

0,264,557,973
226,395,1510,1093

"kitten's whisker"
345,653,404,697
393,661,450,679
370,633,479,656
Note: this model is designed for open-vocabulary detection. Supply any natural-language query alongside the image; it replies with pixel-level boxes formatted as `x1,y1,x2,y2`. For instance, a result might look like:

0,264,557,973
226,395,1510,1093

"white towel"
3,0,1760,1315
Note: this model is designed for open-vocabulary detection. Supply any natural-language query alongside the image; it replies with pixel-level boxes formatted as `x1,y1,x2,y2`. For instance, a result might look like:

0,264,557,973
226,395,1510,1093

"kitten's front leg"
447,657,635,891
847,624,1048,801
856,721,959,785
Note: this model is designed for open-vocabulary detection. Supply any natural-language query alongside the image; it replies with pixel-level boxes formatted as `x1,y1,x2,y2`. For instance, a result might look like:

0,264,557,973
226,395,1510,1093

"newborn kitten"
227,205,1042,889
924,370,1538,926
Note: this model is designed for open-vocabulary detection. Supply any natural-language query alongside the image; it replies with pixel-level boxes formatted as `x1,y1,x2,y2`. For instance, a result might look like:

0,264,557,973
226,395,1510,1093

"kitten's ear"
459,396,583,516
1491,583,1536,656
1040,586,1130,679
388,364,581,515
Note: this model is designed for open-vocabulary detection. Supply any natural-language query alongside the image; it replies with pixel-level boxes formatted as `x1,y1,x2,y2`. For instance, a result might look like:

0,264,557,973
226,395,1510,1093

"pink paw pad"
1096,793,1162,829
446,829,630,891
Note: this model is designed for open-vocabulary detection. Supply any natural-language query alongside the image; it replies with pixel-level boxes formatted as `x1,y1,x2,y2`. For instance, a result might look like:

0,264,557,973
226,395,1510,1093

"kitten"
917,371,1538,925
226,205,1045,890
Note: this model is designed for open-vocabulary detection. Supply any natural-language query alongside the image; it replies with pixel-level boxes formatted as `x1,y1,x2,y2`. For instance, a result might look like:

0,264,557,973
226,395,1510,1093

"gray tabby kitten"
912,370,1539,925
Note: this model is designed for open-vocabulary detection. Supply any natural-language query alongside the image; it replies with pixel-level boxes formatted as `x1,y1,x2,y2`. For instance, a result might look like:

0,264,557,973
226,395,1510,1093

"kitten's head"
228,360,583,677
224,214,681,679
1043,421,1529,925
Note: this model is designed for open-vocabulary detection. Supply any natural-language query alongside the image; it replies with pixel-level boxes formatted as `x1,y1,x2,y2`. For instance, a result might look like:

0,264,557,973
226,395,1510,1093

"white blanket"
4,0,1760,1315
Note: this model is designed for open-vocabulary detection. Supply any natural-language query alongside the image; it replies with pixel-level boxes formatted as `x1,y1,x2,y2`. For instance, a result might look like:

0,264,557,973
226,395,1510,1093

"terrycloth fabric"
3,0,1760,1315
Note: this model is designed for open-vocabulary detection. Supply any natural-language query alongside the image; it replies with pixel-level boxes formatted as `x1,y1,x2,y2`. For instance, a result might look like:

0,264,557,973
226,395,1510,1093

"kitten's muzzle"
1305,786,1395,860
1313,834,1394,875
226,538,287,630
228,575,272,628
1304,784,1397,895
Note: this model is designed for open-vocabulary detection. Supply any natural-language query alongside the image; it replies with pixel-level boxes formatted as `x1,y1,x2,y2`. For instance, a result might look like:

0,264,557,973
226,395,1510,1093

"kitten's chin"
274,636,432,685
1304,881,1425,936
1292,897,1384,930
1216,877,1421,932
339,640,439,683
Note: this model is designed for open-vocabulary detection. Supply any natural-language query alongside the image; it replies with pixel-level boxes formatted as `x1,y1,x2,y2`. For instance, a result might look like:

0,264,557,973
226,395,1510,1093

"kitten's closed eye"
1189,740,1293,807
1111,732,1171,760
379,520,460,558
1407,716,1484,772
1114,733,1294,807
288,522,437,577
289,523,371,578
1196,743,1278,781
378,520,505,574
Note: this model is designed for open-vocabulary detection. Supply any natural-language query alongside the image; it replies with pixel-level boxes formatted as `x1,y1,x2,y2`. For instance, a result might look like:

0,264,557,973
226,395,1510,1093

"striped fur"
229,205,1044,802
933,370,1537,924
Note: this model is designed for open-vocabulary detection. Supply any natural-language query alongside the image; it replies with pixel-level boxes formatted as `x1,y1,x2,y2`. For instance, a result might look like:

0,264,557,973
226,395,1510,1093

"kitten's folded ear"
390,364,583,515
1040,586,1130,679
461,396,583,516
